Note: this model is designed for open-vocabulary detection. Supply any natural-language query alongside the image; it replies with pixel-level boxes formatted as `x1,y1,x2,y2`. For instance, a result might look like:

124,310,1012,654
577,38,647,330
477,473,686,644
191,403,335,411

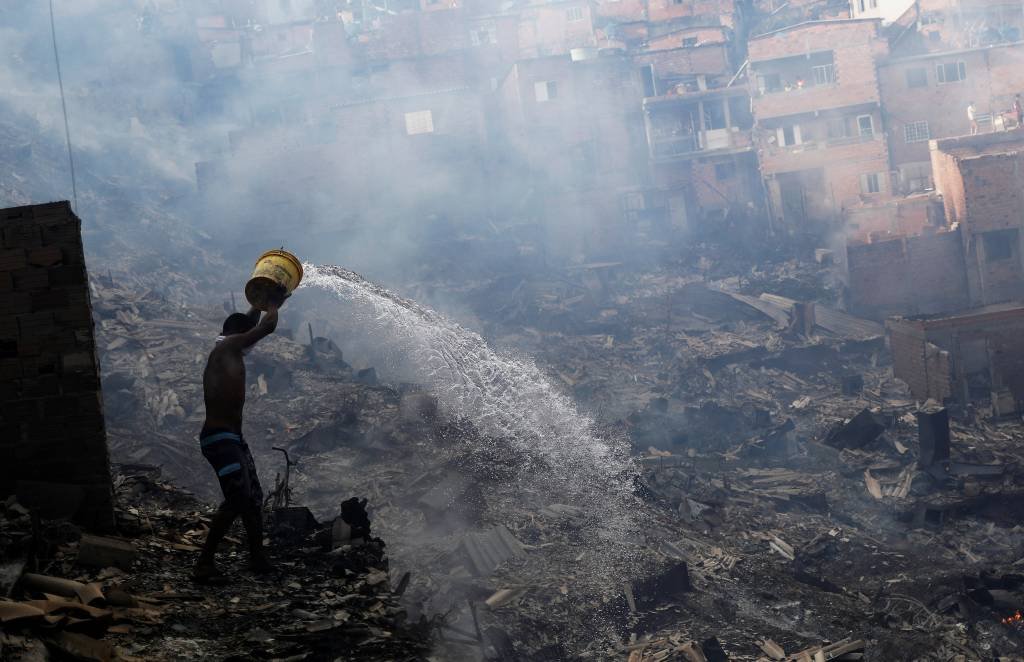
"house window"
470,23,497,45
566,6,584,21
757,73,782,94
534,81,557,102
703,100,727,130
936,61,967,83
904,120,930,143
983,229,1017,260
404,110,434,135
827,117,849,140
715,163,736,180
682,37,698,47
778,124,801,146
861,172,881,194
905,67,928,88
858,0,865,11
857,114,874,137
812,63,836,85
869,0,877,7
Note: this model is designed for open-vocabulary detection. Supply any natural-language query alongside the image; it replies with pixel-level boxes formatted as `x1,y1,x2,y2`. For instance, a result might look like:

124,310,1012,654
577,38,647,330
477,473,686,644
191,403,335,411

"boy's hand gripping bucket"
245,249,303,311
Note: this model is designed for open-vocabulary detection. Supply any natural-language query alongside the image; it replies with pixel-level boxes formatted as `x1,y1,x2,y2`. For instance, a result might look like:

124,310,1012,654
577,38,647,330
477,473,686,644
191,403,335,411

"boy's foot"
192,561,230,585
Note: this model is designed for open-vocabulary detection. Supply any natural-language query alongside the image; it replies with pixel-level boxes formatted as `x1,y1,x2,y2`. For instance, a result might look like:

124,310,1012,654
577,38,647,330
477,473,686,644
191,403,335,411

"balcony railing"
651,135,700,157
649,129,751,159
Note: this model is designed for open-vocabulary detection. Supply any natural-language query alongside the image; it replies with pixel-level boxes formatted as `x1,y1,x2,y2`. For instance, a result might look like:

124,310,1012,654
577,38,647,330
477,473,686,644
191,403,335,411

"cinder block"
12,268,48,291
0,293,31,315
31,290,69,311
26,246,63,267
48,265,86,288
20,375,59,398
0,250,27,272
2,223,42,249
60,351,95,373
0,358,20,379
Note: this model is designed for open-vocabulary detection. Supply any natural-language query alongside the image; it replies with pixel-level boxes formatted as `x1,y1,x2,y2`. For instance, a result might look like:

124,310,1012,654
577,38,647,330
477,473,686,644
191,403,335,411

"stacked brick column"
0,201,113,529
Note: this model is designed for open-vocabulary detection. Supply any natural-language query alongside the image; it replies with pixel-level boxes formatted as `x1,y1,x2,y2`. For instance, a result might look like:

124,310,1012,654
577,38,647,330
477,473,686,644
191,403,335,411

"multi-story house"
748,19,891,235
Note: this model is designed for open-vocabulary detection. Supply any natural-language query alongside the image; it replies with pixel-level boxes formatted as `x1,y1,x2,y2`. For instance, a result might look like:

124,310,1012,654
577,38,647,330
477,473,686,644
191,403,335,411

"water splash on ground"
299,264,651,640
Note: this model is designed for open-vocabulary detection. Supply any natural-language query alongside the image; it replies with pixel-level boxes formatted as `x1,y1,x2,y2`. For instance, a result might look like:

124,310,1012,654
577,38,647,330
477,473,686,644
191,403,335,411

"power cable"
48,0,79,211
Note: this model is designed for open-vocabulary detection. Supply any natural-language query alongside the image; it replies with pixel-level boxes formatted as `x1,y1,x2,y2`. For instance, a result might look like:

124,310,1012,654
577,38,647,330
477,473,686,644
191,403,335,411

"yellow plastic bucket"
245,249,303,310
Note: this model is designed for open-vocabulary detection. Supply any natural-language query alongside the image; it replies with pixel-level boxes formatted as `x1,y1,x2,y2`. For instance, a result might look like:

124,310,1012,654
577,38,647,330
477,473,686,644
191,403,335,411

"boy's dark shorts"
199,429,263,513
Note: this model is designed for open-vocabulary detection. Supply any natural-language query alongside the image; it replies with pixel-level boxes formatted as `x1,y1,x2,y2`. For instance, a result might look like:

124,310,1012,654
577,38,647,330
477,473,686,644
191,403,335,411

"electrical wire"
48,0,79,211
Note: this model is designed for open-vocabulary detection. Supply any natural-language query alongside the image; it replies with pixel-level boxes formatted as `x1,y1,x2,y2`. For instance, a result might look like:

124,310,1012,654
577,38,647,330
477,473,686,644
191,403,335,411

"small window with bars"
861,172,881,195
904,120,930,143
404,110,434,135
936,61,966,83
812,64,835,85
566,6,584,21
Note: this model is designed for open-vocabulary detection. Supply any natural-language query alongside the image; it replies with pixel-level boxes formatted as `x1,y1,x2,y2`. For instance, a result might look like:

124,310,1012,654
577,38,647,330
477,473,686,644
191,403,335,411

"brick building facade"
878,42,1024,194
748,19,892,235
0,202,113,529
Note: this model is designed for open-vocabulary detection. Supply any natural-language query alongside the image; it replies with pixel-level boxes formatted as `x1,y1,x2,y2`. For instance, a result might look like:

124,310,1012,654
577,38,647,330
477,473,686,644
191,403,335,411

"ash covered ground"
6,2,1024,659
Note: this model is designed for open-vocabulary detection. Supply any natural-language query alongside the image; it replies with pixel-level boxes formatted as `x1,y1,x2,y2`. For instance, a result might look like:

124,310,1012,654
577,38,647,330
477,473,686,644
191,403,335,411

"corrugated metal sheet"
460,525,525,576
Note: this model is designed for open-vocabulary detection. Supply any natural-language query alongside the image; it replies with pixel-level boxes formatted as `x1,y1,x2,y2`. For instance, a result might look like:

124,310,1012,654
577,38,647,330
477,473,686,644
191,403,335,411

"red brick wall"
517,2,597,58
363,9,469,60
890,306,1024,405
931,134,1024,305
957,153,1024,234
887,320,954,403
646,27,729,51
594,0,645,20
632,44,731,79
930,144,967,225
647,0,735,26
847,229,969,319
0,202,113,529
843,194,934,242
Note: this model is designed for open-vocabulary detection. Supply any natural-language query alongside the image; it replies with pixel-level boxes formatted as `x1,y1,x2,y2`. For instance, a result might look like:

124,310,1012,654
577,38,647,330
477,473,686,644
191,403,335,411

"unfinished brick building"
0,202,113,529
748,19,892,235
888,303,1024,413
931,131,1024,307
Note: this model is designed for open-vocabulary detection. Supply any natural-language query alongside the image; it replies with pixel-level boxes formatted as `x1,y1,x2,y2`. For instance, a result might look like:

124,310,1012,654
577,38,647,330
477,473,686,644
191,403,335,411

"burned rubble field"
8,255,1024,661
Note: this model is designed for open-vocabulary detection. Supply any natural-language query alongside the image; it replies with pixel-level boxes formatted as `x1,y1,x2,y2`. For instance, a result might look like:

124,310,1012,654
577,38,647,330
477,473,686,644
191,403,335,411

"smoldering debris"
79,257,1024,660
0,467,431,661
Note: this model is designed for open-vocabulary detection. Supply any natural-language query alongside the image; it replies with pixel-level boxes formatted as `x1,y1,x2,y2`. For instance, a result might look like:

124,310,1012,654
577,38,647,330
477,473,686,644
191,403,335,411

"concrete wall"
0,202,113,529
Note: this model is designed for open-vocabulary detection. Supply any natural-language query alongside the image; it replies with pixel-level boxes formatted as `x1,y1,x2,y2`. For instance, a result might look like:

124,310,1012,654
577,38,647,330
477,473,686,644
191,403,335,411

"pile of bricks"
0,201,113,529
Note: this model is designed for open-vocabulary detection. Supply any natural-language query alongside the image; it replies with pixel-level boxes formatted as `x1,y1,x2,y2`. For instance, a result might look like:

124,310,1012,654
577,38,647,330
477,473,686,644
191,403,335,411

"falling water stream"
296,264,654,631
301,264,633,490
